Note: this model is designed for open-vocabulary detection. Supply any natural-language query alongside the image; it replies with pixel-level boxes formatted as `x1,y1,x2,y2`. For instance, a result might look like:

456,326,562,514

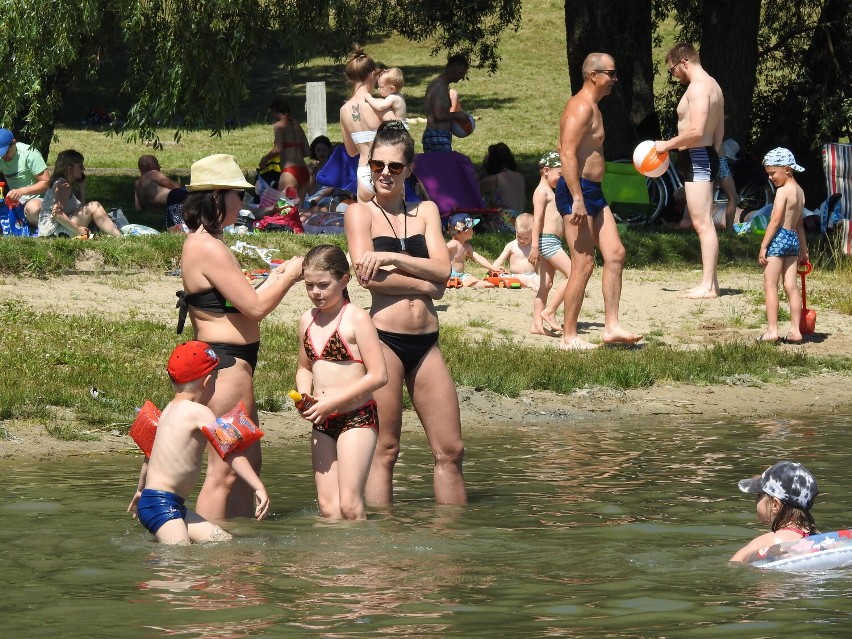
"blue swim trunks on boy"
137,489,187,535
765,227,800,257
555,177,608,217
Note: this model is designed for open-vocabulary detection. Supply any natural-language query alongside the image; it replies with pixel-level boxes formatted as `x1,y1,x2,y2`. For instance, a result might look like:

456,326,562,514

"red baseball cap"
167,340,236,384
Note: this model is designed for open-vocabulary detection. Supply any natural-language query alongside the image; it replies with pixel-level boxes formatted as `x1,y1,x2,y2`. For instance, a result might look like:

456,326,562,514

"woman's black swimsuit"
176,287,260,372
176,287,240,334
371,232,438,374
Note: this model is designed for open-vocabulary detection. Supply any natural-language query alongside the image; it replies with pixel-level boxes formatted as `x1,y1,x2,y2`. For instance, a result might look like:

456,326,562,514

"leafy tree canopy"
0,0,521,153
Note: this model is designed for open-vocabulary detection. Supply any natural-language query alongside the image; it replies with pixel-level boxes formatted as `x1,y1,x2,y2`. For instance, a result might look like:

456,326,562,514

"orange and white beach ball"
451,113,476,138
632,140,669,178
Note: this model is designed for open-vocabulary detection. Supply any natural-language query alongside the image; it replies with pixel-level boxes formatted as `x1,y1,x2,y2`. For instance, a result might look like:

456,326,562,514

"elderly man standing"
656,42,725,299
556,53,642,350
0,129,50,228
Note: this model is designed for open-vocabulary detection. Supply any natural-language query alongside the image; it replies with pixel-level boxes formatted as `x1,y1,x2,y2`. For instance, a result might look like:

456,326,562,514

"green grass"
3,302,850,435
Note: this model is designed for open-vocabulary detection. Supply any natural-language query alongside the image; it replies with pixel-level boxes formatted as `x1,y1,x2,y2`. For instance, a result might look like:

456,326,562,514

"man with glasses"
0,128,51,229
656,42,725,299
555,53,642,350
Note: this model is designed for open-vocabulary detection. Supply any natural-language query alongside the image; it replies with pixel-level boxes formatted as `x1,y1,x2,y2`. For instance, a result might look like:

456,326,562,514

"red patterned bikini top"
303,303,363,363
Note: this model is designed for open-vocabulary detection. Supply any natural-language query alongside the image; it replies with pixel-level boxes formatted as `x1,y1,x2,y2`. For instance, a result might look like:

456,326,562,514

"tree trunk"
699,0,761,145
755,0,851,206
564,0,659,161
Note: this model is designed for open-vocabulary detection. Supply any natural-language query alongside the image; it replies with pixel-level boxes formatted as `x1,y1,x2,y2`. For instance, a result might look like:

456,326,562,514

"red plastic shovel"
798,261,816,335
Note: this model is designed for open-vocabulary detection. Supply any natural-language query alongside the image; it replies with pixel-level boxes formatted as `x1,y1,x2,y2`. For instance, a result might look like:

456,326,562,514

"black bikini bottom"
376,329,439,375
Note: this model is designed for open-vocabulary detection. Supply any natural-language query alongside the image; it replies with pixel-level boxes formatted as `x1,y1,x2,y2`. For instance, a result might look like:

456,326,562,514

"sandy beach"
2,259,851,461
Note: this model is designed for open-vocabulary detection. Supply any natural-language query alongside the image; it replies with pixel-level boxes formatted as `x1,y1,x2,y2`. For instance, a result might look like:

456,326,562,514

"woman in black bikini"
179,153,304,520
344,121,467,506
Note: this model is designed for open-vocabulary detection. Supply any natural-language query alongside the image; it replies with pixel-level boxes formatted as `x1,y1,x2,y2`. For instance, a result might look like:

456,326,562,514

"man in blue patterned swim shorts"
656,42,725,299
556,53,642,350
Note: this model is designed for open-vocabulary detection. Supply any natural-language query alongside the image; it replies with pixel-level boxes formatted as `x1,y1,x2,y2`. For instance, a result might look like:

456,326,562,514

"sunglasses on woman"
368,159,407,175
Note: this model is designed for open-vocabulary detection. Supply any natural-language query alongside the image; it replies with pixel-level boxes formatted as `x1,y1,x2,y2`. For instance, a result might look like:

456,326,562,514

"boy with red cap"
127,341,270,544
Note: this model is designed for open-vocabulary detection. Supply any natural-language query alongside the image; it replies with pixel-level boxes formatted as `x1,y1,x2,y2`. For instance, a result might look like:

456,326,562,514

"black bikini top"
175,287,240,334
373,234,429,258
303,303,363,363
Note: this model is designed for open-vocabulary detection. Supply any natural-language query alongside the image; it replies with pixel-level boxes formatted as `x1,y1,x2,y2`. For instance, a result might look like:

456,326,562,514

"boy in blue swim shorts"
127,341,270,544
758,148,809,344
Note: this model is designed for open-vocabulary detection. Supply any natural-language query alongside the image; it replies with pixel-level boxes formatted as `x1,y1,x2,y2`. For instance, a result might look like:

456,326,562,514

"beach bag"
0,202,31,236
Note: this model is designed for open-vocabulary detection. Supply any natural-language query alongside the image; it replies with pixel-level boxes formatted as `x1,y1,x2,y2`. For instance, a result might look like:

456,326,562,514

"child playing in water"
730,460,819,563
529,151,571,337
127,341,270,544
446,213,495,288
490,212,539,290
364,67,407,122
758,147,809,344
295,245,387,520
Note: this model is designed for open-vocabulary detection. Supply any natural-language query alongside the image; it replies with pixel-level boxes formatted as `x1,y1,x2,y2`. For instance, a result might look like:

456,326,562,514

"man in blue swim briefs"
555,53,642,350
655,42,725,299
422,54,472,152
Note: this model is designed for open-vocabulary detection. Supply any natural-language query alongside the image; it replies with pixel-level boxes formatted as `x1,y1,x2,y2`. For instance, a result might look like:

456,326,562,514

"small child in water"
730,460,819,563
127,341,270,544
295,245,387,520
758,147,809,344
446,213,495,288
490,212,538,289
365,68,407,122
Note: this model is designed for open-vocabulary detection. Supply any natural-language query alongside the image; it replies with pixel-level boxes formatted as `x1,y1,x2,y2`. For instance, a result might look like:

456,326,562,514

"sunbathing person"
135,155,188,233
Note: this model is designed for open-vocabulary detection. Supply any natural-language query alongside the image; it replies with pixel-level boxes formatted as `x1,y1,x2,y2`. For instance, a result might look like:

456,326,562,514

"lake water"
2,412,851,638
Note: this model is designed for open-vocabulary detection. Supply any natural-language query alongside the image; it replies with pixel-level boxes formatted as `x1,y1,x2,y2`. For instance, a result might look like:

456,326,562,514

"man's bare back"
135,170,181,210
424,76,452,131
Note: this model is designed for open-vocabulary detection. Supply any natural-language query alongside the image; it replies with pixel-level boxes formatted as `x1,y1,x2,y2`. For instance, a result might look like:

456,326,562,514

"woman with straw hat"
178,153,304,520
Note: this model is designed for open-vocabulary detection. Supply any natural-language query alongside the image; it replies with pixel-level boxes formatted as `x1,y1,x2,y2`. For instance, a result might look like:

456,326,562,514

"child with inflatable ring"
127,341,270,544
730,460,819,563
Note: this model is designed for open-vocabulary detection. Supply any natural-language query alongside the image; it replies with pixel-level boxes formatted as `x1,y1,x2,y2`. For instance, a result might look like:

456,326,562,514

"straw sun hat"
187,154,254,191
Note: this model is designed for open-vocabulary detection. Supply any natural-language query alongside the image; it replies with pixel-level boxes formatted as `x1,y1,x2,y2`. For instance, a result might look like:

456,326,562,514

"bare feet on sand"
559,336,600,351
601,328,643,345
681,285,719,299
531,324,562,338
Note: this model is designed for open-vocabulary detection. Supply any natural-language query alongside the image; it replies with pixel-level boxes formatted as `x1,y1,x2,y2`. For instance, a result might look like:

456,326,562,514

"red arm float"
200,401,265,459
129,400,160,457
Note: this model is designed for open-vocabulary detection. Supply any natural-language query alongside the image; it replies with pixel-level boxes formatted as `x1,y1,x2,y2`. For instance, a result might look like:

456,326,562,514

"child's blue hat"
448,213,479,234
763,147,804,172
738,461,817,510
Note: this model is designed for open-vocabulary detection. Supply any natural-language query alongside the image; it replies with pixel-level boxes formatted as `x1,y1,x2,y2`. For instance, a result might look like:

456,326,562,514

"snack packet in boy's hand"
129,400,161,457
200,401,264,459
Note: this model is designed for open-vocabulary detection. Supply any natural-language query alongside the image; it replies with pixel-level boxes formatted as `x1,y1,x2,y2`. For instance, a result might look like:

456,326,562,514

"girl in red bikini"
730,461,819,562
295,245,387,520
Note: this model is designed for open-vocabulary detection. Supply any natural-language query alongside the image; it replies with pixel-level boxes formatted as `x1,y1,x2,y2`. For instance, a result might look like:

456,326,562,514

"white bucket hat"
187,154,254,191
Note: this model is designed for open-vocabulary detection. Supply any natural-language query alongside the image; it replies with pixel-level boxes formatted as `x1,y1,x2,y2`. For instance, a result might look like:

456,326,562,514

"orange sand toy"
484,270,522,288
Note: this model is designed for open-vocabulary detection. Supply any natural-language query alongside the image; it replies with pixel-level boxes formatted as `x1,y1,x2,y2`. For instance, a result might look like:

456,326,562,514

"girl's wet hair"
368,121,414,164
183,190,231,235
770,498,819,535
51,149,85,185
345,44,377,84
304,244,350,280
